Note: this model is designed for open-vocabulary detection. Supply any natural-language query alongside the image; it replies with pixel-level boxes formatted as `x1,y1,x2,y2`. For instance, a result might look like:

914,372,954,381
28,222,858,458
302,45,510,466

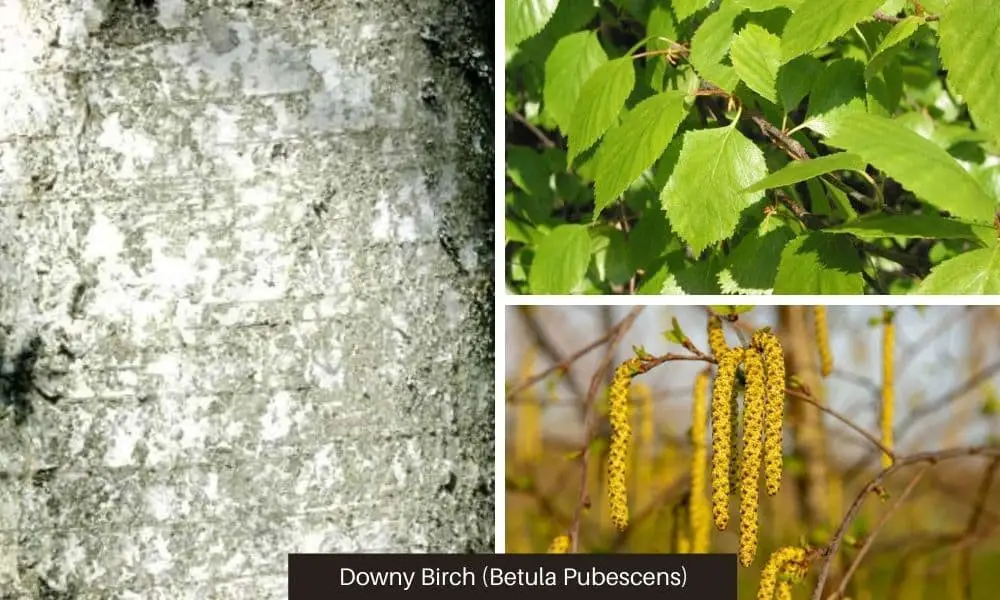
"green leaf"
647,1,679,52
528,224,593,293
637,257,671,293
567,58,636,164
719,220,798,294
710,305,757,315
544,32,608,134
805,59,867,126
777,55,823,112
735,0,803,9
661,124,768,255
821,178,859,221
688,2,745,91
878,0,906,13
518,0,600,62
815,111,997,223
589,226,631,286
594,91,688,216
506,219,539,245
780,0,884,63
824,214,992,242
674,0,712,22
507,188,554,225
938,1,1000,145
866,60,903,117
509,246,530,282
506,0,561,49
663,316,687,345
730,24,782,103
866,16,921,81
627,209,672,273
773,233,865,293
507,146,554,198
744,153,867,193
916,246,1000,294
661,253,725,294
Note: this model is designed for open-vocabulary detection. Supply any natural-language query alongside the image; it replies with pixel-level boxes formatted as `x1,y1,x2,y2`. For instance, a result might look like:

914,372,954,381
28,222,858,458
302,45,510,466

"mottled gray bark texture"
0,0,494,597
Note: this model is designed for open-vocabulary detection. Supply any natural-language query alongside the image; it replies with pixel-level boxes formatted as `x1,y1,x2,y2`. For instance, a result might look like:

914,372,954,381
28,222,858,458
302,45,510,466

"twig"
862,243,931,277
748,112,810,160
507,320,633,400
811,446,1000,600
960,457,1000,598
826,466,931,600
873,10,939,24
786,387,896,460
569,307,643,552
507,111,556,149
844,356,1000,480
515,307,586,401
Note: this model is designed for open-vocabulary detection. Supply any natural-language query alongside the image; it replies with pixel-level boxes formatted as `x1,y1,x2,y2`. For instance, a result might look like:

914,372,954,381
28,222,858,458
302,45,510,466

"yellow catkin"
711,347,745,531
547,535,570,553
708,315,729,357
757,547,809,600
708,312,738,500
881,314,895,469
775,581,793,600
672,501,691,553
753,329,786,497
608,357,641,531
739,348,767,567
690,369,712,553
729,384,741,496
814,306,833,377
514,348,542,465
633,383,655,511
516,398,542,465
783,559,809,584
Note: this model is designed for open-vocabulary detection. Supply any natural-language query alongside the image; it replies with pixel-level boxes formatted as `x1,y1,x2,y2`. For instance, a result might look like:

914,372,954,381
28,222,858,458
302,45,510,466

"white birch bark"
0,0,494,597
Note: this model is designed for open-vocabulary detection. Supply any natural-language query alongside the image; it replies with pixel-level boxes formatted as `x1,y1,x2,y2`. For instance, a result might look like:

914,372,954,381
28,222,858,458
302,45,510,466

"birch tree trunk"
0,0,493,597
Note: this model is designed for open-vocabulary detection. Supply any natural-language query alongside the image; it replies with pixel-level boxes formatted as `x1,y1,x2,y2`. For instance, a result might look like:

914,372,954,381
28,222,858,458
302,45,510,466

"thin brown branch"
507,319,632,401
505,476,575,528
862,243,931,277
826,465,931,600
515,307,586,401
507,111,556,149
786,387,897,459
748,112,810,160
811,447,1000,600
845,356,1000,480
960,457,1000,599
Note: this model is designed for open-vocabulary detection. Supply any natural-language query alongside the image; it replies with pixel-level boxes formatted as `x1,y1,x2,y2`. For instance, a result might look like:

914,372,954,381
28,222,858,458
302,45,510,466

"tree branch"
811,447,1000,600
826,466,931,600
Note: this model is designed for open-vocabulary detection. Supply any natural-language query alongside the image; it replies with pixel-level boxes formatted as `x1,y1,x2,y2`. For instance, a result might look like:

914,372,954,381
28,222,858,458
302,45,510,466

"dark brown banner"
288,554,737,598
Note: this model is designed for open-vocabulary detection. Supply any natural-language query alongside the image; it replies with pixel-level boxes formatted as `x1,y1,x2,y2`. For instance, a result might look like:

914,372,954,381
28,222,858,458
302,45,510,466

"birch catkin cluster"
547,535,570,554
814,306,833,377
689,369,711,554
881,311,895,469
756,546,811,600
707,318,788,568
608,357,642,531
